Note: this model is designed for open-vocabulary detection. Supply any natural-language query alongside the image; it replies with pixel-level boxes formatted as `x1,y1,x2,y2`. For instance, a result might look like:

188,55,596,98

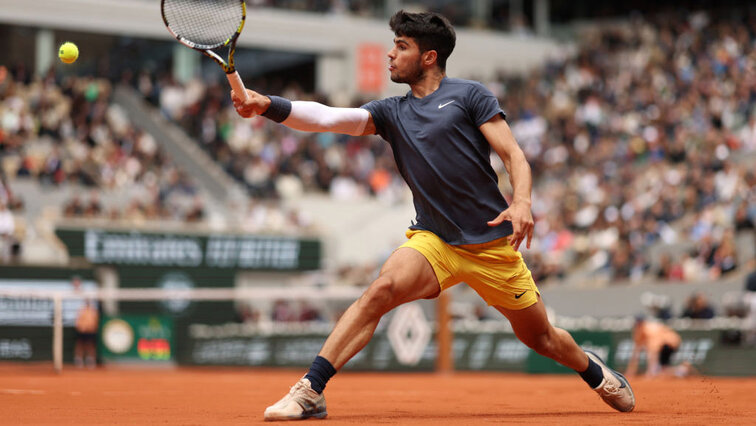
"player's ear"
422,50,438,67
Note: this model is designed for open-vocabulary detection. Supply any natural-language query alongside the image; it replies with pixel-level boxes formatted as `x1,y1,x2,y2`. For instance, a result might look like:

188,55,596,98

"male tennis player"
626,316,689,378
232,10,635,420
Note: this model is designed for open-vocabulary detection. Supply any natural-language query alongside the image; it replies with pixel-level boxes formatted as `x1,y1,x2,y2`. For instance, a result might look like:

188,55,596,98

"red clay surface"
1,363,754,425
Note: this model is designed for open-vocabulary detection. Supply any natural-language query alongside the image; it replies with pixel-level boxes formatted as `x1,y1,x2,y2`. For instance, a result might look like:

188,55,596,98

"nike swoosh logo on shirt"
438,100,455,109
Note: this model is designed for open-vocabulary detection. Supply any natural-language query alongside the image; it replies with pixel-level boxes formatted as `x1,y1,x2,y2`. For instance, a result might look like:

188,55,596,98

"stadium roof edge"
0,0,567,78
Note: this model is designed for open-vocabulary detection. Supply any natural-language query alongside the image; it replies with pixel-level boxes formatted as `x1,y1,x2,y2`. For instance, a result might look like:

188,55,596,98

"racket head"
161,0,246,52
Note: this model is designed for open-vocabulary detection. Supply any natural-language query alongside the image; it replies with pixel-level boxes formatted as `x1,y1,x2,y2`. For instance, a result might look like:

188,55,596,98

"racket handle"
227,71,249,102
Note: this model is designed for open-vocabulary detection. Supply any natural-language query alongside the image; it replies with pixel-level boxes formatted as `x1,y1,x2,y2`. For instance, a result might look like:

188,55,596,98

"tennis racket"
161,0,249,101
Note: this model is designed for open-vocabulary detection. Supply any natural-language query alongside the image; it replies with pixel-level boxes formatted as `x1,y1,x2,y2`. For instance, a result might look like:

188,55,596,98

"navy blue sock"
304,356,336,394
577,357,604,388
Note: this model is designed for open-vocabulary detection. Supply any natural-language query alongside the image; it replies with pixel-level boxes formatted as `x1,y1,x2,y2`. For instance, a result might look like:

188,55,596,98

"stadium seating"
0,7,753,290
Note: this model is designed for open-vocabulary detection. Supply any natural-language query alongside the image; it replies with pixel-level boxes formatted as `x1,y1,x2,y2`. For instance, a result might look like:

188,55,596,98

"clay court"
1,364,754,425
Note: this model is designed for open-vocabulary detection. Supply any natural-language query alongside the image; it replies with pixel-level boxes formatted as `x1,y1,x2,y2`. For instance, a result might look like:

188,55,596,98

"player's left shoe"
263,377,327,421
586,350,636,412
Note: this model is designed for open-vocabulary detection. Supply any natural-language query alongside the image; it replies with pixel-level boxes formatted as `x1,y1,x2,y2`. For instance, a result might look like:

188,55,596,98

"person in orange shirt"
626,316,689,378
74,299,99,368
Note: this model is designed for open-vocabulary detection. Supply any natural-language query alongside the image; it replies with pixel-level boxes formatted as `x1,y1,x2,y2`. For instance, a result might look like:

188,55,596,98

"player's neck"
409,70,446,99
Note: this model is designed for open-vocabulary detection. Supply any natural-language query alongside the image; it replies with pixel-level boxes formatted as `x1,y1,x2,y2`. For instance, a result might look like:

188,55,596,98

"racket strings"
163,0,244,49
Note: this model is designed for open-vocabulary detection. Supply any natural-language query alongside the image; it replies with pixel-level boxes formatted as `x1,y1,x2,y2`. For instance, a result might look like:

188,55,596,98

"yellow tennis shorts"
399,229,540,310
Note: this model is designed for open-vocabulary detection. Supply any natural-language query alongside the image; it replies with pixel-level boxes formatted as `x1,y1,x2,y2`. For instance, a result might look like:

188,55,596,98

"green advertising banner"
115,267,237,323
174,326,756,375
177,302,438,371
527,330,614,373
0,326,76,362
180,331,437,372
99,315,174,365
610,330,745,376
55,227,322,271
452,332,530,372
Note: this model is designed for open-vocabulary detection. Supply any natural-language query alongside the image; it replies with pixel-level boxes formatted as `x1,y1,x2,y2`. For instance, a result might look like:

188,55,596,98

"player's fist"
231,89,270,118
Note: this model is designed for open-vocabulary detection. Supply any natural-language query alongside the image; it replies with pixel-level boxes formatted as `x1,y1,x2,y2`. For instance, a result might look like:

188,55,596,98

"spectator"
655,253,684,281
74,299,99,368
681,292,716,319
271,299,296,322
84,190,103,218
710,230,738,277
0,199,18,262
745,271,756,346
298,301,323,322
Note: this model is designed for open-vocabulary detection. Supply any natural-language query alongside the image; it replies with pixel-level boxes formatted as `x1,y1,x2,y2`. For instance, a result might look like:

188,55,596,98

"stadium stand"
0,73,205,221
0,2,753,304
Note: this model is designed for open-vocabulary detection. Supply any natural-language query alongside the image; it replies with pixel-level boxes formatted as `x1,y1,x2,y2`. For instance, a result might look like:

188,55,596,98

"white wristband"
283,101,369,136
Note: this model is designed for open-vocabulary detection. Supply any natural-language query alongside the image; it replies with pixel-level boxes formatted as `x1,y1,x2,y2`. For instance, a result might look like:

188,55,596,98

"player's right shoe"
263,377,327,421
585,350,636,412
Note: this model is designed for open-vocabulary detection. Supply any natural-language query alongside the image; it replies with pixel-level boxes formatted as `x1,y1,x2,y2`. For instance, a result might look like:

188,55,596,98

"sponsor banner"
526,330,614,374
0,326,76,362
182,332,436,371
115,268,236,323
523,329,749,376
55,227,322,271
0,279,99,326
177,328,755,375
453,333,530,371
181,302,438,371
611,330,731,375
99,315,174,364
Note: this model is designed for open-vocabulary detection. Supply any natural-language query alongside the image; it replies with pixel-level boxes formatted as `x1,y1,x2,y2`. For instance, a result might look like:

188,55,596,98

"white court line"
1,389,46,395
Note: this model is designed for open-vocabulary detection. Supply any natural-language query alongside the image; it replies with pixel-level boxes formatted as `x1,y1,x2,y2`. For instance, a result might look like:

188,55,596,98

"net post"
435,291,453,373
53,294,63,374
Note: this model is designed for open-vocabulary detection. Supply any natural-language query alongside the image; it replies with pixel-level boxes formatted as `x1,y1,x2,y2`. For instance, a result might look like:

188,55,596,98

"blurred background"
0,0,754,375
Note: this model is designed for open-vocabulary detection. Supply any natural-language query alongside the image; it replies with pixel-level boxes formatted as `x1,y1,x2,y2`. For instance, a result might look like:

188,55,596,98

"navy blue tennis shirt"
361,77,514,245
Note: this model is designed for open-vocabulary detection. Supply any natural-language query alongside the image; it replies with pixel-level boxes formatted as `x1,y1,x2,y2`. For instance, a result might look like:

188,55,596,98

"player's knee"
360,277,397,315
522,331,557,358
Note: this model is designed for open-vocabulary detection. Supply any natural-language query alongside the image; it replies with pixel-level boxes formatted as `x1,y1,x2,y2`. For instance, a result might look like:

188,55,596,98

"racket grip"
227,71,249,102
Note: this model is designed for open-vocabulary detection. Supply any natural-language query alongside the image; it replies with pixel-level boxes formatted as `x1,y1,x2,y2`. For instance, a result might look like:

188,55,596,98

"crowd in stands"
502,10,756,284
133,9,755,286
0,67,208,226
142,73,407,203
2,8,755,287
0,67,320,242
643,290,720,321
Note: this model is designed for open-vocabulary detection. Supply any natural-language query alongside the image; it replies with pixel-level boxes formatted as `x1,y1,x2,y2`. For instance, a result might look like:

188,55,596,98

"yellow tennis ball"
59,42,79,64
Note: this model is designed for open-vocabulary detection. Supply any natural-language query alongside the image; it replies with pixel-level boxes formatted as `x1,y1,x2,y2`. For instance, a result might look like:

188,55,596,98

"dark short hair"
389,10,456,71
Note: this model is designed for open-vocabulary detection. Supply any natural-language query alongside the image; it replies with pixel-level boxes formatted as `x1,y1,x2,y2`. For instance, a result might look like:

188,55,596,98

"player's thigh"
371,247,441,305
493,294,552,345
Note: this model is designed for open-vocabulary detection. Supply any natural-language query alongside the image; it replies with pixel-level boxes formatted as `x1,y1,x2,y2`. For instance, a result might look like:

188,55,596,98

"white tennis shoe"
264,377,327,421
586,350,636,412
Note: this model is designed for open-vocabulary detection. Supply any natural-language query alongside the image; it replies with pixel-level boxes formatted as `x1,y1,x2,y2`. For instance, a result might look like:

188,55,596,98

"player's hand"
487,201,534,251
231,89,270,118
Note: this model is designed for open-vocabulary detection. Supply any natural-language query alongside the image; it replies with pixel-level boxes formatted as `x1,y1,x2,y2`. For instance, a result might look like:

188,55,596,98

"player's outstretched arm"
231,89,375,136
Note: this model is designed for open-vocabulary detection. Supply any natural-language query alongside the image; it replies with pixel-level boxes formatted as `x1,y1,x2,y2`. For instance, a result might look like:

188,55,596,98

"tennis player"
231,10,635,420
626,316,689,378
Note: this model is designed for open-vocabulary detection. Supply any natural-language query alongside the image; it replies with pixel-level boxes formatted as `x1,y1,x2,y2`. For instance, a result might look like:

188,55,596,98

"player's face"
388,37,424,84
